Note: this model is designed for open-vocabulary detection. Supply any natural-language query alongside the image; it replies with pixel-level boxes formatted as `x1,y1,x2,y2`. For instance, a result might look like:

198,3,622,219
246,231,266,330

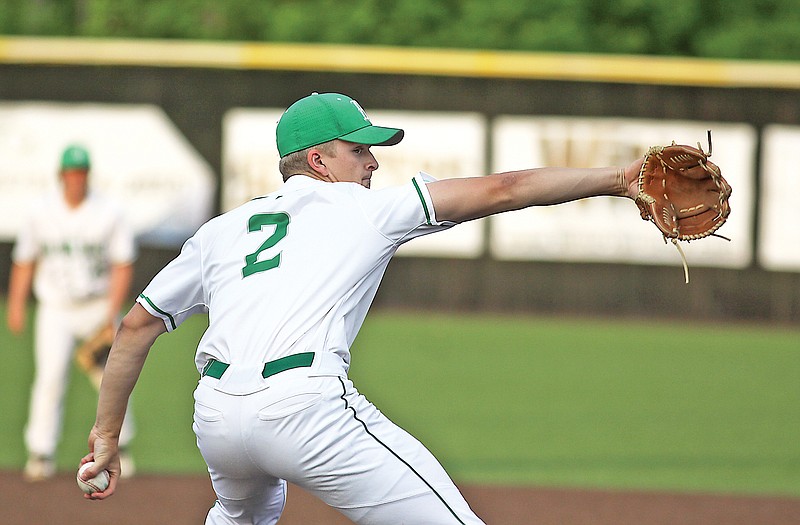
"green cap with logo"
60,144,91,171
276,93,404,157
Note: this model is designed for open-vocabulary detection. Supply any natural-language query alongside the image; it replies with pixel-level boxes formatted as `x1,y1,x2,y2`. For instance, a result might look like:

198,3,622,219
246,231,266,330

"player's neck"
64,191,87,209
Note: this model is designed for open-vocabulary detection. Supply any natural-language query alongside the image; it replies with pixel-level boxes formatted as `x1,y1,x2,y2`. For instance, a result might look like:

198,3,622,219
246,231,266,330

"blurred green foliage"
1,0,799,60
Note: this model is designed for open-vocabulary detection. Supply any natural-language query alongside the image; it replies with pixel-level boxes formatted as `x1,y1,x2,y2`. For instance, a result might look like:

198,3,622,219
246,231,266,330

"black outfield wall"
1,63,798,323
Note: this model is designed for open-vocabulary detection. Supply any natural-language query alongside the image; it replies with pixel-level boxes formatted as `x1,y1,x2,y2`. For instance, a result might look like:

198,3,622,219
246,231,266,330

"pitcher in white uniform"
7,144,137,481
80,93,645,524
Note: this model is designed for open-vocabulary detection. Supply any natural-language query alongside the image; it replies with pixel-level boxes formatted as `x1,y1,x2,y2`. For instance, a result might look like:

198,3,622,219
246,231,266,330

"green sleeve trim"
411,177,433,226
139,293,177,331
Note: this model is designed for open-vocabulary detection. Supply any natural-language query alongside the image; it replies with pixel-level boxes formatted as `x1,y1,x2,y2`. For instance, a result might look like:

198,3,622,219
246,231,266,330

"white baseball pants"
194,365,485,524
25,299,135,458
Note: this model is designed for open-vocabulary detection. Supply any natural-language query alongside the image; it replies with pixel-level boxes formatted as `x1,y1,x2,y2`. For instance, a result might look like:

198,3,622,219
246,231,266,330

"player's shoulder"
24,191,60,217
195,197,261,235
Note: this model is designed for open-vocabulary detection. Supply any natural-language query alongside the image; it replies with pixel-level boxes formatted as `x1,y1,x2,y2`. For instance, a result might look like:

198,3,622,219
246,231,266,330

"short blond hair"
278,141,336,181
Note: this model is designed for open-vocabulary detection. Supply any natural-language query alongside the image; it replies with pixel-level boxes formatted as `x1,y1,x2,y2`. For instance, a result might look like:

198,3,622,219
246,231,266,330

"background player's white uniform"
13,191,137,466
137,173,485,524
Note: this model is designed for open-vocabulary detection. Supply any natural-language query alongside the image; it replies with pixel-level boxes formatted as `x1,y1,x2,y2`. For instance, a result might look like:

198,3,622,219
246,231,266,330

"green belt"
202,352,315,380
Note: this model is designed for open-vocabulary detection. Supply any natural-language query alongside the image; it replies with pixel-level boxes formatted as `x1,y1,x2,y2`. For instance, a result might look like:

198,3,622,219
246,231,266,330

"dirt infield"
2,470,799,524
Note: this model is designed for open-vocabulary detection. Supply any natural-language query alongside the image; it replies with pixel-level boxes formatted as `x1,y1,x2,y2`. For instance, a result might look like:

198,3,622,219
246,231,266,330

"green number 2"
242,212,290,278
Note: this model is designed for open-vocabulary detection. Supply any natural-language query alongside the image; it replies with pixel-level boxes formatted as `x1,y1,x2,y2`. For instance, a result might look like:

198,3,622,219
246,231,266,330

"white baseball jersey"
138,173,452,394
16,190,138,461
139,173,488,524
12,191,136,305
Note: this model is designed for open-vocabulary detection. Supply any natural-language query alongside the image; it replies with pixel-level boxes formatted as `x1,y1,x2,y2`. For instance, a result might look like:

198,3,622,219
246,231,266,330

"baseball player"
80,93,645,524
7,144,137,481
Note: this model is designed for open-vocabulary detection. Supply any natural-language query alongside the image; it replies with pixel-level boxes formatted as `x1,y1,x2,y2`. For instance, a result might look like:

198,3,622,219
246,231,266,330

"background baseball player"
80,93,646,523
7,144,137,481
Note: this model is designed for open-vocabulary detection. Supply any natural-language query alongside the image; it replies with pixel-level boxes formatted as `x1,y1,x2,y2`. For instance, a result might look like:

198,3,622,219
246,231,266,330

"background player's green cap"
276,92,404,157
60,144,91,170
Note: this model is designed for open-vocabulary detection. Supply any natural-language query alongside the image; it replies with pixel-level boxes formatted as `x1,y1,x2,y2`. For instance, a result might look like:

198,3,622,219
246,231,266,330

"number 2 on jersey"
242,212,290,278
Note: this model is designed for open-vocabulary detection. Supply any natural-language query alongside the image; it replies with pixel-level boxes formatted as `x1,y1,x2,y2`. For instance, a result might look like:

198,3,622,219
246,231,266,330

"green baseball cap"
276,93,404,157
60,144,91,171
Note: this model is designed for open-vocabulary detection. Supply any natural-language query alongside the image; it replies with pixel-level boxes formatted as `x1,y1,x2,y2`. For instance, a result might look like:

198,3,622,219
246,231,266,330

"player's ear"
307,149,327,174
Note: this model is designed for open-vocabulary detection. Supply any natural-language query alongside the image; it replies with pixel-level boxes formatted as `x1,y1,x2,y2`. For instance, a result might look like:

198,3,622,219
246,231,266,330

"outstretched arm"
79,302,167,500
427,157,643,224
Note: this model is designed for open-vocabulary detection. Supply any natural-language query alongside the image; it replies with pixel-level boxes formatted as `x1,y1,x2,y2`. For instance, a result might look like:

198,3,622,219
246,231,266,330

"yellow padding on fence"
1,36,799,89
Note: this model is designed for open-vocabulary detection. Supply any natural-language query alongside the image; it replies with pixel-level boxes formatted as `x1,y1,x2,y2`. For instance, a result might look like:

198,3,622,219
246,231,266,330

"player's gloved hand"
635,134,731,241
632,132,732,283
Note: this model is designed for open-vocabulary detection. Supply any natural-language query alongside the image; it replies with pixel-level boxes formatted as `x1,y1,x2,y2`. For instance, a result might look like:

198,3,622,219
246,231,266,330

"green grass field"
1,303,798,497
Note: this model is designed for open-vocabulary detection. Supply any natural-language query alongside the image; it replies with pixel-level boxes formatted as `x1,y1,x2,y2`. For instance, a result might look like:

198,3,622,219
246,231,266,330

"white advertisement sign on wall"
490,117,756,269
222,108,487,257
221,108,285,211
759,125,800,271
0,102,215,247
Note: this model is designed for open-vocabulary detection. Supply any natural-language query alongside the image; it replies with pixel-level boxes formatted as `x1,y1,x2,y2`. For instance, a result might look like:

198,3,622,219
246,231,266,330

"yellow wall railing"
2,36,800,89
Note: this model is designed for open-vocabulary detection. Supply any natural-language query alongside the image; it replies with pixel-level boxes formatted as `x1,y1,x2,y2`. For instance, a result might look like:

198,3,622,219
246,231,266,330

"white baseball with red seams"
77,462,110,494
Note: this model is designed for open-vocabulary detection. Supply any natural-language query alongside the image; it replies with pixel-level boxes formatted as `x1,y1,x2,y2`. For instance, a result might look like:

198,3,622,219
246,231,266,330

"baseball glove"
75,325,115,377
634,131,732,282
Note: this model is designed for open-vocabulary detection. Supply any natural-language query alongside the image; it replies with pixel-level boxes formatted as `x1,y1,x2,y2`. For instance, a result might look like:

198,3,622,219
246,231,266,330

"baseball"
76,462,110,494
